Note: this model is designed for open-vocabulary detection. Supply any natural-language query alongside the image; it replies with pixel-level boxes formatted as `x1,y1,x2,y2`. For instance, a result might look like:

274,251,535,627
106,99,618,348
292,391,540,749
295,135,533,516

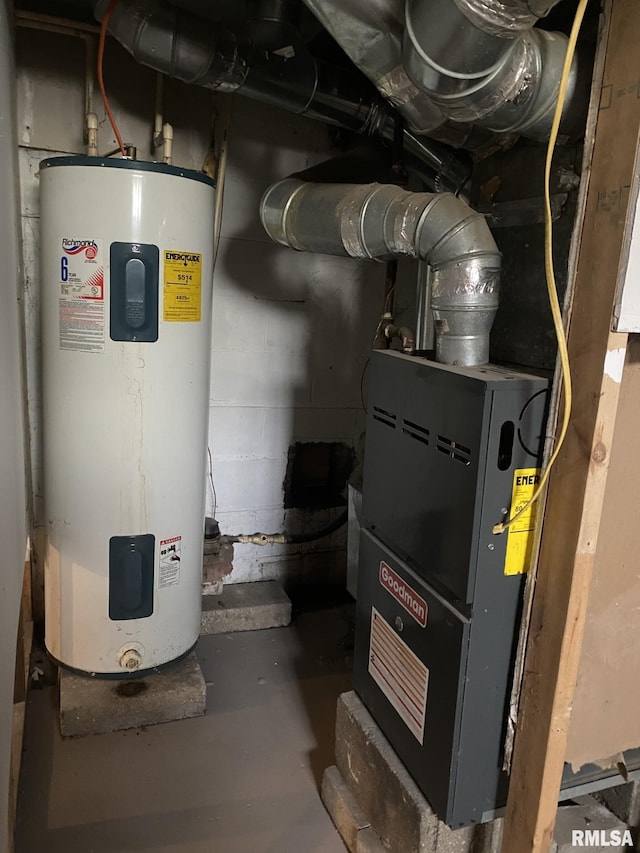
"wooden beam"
502,0,640,848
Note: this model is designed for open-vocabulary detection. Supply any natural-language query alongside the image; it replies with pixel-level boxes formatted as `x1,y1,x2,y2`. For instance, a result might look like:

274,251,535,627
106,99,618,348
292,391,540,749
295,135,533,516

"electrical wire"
97,0,126,158
492,0,588,536
207,446,217,519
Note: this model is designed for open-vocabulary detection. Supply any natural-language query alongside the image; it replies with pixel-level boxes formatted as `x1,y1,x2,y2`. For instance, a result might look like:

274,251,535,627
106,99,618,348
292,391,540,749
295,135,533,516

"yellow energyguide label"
504,467,541,576
163,250,202,322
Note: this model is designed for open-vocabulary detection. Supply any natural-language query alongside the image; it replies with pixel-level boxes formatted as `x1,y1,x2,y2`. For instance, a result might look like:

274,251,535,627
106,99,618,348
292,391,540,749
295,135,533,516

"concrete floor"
15,598,354,853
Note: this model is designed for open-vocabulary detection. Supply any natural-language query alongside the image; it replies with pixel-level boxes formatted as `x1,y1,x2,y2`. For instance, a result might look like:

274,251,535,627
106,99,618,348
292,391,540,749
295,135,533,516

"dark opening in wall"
284,441,355,510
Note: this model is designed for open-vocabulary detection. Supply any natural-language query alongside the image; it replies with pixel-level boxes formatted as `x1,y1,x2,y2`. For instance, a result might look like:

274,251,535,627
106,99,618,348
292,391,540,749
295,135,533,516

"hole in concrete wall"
284,442,355,510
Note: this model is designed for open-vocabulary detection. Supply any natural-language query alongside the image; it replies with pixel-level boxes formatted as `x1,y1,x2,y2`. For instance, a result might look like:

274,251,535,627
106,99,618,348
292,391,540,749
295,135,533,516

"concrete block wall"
209,104,387,581
15,22,394,603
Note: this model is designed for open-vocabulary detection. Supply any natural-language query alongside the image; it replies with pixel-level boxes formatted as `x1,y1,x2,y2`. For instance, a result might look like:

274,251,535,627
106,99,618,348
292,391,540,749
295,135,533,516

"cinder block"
212,509,259,537
321,766,371,851
202,579,224,596
59,652,206,737
261,407,355,459
210,348,308,408
334,691,501,853
208,458,287,510
208,406,264,460
596,781,640,828
356,828,386,853
553,800,631,852
211,272,269,354
200,580,291,635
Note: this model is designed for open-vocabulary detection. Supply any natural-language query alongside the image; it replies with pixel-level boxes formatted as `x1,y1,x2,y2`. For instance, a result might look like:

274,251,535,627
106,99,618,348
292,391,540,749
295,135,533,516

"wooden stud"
502,0,640,848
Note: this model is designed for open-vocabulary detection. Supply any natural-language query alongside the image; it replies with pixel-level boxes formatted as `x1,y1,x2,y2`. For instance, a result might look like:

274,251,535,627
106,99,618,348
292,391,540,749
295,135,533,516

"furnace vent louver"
436,435,472,465
373,406,397,429
402,419,430,446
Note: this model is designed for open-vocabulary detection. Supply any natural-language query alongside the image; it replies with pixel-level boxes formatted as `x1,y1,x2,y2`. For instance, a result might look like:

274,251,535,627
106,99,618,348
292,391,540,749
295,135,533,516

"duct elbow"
416,194,499,265
403,0,587,142
260,178,501,366
415,193,500,366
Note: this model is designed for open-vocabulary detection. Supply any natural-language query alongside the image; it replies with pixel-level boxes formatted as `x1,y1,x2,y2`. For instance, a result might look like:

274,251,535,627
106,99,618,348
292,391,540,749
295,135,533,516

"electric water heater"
40,156,216,676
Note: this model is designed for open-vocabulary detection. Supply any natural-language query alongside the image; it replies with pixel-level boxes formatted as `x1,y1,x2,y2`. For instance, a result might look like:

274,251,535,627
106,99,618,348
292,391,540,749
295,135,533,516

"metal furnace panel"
354,531,470,821
355,351,549,826
362,351,548,605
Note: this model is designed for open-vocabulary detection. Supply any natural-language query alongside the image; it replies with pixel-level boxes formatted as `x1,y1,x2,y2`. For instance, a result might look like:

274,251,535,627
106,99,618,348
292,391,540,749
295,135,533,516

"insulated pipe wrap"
450,0,562,36
260,179,500,365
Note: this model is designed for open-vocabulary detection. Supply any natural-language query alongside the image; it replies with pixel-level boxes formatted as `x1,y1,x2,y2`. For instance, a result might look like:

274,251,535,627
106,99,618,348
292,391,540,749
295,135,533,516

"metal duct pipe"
403,0,586,139
301,0,445,135
94,0,470,191
300,0,510,157
247,0,301,27
95,0,382,132
261,179,500,365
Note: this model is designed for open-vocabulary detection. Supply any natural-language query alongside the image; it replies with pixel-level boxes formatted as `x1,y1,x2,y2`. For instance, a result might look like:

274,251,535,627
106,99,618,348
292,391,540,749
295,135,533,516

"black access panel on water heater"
353,350,549,828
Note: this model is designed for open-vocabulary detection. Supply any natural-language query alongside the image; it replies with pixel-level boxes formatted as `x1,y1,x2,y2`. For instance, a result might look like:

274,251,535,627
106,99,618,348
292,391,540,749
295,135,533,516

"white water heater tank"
40,156,215,676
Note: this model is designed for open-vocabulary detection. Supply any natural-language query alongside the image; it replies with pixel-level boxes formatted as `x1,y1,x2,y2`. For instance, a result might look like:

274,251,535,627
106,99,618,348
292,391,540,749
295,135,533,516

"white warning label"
159,536,182,588
369,607,429,745
58,237,104,352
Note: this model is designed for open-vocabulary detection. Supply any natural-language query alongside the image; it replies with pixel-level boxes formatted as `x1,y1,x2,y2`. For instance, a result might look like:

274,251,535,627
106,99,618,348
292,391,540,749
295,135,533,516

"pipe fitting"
403,0,586,140
119,648,143,672
85,111,99,157
162,121,173,164
381,319,417,354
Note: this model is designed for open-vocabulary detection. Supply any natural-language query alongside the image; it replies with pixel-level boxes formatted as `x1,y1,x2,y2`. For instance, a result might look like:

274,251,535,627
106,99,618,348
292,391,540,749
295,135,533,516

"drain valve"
119,648,142,672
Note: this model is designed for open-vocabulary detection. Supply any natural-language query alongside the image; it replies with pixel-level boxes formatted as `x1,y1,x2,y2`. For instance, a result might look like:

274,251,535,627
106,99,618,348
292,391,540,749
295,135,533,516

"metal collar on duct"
261,178,501,366
93,0,471,191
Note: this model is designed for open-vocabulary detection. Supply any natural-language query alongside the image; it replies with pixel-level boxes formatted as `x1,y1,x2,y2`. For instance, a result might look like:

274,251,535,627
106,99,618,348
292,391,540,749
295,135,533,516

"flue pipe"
261,179,500,366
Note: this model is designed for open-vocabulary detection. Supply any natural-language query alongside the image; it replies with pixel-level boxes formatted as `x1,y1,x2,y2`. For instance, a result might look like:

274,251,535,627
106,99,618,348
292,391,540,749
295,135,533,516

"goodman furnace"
354,350,549,827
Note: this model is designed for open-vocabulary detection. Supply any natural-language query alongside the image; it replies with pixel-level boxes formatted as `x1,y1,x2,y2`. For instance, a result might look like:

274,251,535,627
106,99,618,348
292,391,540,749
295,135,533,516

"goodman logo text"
379,562,427,628
571,829,633,847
